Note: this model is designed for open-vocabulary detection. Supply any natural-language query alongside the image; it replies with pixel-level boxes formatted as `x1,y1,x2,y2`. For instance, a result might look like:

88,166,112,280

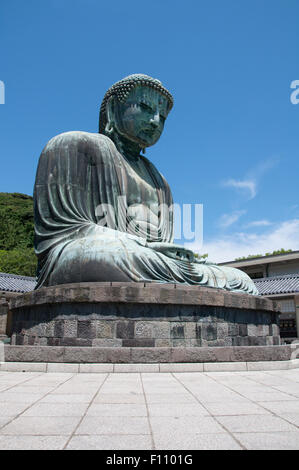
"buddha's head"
99,74,173,153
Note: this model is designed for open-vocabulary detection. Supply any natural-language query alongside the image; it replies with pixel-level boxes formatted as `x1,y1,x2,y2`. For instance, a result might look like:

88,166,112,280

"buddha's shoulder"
42,131,116,154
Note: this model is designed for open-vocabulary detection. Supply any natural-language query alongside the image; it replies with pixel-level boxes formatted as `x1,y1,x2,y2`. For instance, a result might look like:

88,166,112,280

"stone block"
60,338,92,347
247,324,258,337
273,336,281,345
152,321,170,339
203,362,247,372
217,323,228,339
63,347,106,363
189,339,202,347
272,324,280,336
155,339,171,347
64,320,78,338
134,321,153,338
96,321,115,339
92,339,122,347
207,339,226,347
116,321,134,339
114,363,159,373
79,363,113,373
228,324,239,336
159,362,204,372
2,362,47,373
47,338,61,346
47,363,79,373
122,339,155,347
104,348,131,363
239,324,248,337
184,322,196,339
202,324,217,341
258,324,270,337
172,339,188,347
170,323,185,339
246,361,290,371
131,347,171,363
4,345,65,363
54,320,64,338
223,337,233,347
77,321,96,339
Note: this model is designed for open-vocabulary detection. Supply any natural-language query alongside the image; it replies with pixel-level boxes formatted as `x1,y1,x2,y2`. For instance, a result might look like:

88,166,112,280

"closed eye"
140,102,153,112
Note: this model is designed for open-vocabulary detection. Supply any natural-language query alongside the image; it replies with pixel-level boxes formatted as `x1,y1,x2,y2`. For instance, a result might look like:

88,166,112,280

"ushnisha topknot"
99,74,174,134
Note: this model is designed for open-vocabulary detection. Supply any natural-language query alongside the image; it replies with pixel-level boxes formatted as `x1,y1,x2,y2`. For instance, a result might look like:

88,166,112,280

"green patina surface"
33,74,258,295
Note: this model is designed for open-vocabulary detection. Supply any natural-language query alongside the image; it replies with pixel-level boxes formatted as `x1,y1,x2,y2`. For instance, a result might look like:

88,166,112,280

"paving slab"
93,392,145,404
145,392,197,404
39,394,94,404
0,403,31,417
0,416,81,435
0,435,68,450
22,403,89,417
0,417,12,428
204,401,272,416
0,392,45,404
86,403,147,417
148,403,209,417
75,416,150,435
66,434,152,450
234,432,299,450
258,400,299,414
150,416,224,434
153,431,242,450
217,414,298,433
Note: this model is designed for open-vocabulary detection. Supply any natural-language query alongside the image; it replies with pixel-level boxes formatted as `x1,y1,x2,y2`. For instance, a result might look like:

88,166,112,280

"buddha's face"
110,86,169,148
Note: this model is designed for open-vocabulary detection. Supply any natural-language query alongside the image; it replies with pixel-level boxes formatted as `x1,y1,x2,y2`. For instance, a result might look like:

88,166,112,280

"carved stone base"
9,282,281,348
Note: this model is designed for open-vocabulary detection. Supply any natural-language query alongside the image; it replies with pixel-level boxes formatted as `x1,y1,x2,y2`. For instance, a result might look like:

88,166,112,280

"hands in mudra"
148,242,195,262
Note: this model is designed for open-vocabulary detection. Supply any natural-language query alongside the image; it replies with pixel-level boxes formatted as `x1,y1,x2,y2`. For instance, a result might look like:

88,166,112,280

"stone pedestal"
9,282,281,348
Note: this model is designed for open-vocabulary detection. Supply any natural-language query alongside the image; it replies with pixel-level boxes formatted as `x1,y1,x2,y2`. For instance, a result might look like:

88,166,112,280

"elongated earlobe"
105,120,114,135
105,97,115,135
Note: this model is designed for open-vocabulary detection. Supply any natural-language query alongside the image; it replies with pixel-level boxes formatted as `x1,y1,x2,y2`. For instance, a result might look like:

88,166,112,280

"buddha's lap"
46,235,256,291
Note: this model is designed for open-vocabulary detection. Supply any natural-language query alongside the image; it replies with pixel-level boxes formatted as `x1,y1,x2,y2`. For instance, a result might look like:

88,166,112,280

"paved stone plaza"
0,369,299,450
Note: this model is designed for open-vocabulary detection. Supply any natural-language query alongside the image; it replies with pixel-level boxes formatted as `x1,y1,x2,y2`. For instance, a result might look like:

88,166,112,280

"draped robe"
34,131,258,294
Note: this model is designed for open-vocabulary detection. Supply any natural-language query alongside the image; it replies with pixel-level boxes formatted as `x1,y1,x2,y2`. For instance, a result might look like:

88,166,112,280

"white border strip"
0,359,298,373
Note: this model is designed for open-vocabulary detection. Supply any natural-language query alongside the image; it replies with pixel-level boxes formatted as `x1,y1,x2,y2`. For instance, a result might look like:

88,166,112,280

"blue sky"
1,0,299,261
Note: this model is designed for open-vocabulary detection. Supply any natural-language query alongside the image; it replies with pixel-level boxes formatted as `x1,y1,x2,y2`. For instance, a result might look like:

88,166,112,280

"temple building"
219,251,299,341
0,273,36,341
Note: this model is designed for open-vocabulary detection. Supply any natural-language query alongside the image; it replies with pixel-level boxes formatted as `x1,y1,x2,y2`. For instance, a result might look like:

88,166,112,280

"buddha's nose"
150,113,160,128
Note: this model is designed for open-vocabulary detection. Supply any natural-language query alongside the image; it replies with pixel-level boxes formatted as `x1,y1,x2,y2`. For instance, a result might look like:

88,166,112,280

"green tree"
0,193,36,276
0,248,36,277
235,248,293,261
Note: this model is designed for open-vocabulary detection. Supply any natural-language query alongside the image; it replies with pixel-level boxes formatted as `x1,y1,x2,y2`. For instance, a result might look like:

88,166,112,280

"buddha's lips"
141,128,160,140
142,127,158,135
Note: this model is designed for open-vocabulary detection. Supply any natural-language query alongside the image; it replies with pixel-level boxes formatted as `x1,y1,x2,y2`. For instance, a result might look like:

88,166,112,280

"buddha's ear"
106,96,116,122
105,96,116,135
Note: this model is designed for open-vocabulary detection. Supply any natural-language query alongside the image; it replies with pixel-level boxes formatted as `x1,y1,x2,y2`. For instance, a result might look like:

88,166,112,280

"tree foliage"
235,248,293,261
0,248,36,277
0,193,36,276
193,253,209,259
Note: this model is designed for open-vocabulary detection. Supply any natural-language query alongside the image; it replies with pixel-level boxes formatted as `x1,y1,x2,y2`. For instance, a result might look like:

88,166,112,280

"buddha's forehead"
124,86,169,114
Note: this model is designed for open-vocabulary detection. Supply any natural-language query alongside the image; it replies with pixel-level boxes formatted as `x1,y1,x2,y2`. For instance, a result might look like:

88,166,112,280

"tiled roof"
254,274,299,296
0,273,36,293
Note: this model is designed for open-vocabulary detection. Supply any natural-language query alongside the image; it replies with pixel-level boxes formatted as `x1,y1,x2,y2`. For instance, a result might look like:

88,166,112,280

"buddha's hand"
148,242,194,262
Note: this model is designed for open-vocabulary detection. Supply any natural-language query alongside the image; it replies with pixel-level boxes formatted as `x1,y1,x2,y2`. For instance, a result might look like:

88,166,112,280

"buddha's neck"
113,132,143,161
